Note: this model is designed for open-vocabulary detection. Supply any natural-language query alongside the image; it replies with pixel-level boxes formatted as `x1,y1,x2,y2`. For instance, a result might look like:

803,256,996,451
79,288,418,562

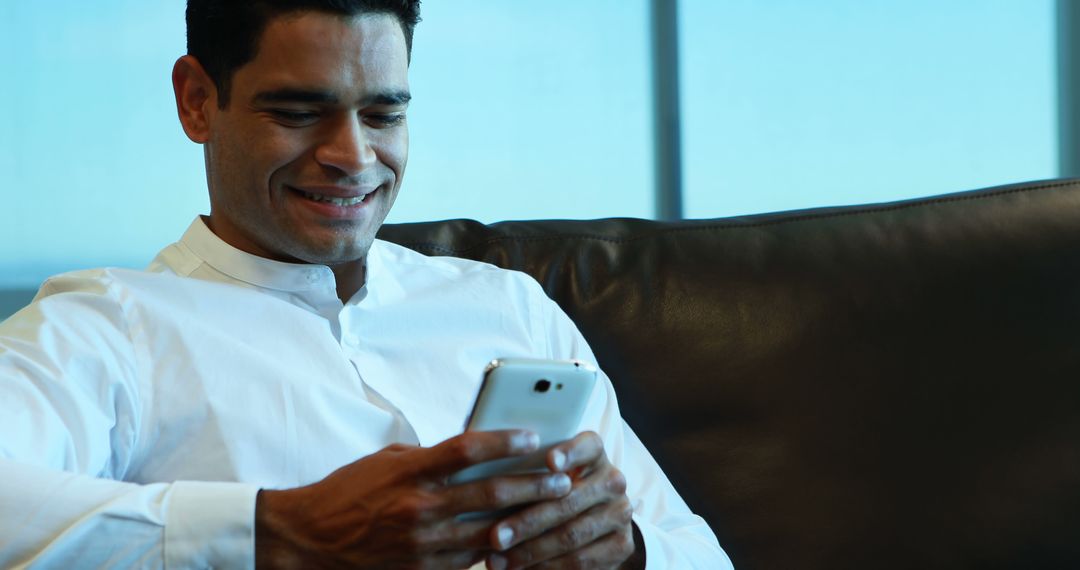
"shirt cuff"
164,480,260,570
631,513,735,570
632,513,661,569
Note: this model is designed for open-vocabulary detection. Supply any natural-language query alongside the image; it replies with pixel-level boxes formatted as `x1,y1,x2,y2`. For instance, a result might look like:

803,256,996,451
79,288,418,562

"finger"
416,430,540,478
487,501,634,570
436,472,573,517
416,516,493,551
490,467,628,550
547,431,605,474
529,525,637,570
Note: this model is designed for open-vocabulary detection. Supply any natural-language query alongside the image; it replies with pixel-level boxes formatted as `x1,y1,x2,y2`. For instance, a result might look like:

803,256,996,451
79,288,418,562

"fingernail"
551,449,566,470
489,553,508,570
513,431,540,451
548,473,571,495
497,526,514,549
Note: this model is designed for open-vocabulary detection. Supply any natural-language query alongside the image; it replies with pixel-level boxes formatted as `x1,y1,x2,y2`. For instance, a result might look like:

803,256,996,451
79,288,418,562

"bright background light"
0,1,1057,300
680,0,1056,217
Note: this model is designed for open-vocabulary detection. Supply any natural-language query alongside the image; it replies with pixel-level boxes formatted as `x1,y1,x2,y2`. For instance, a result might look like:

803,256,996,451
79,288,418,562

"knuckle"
581,431,604,455
483,482,509,505
559,523,590,550
447,437,474,463
561,489,585,516
516,509,540,533
606,468,627,495
390,494,430,523
534,477,551,497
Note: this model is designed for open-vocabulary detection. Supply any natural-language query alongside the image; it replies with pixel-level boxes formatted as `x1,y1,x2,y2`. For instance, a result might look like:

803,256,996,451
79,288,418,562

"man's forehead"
245,13,406,74
238,11,408,95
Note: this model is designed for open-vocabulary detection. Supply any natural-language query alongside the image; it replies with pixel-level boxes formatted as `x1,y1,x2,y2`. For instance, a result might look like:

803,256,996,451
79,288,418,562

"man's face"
202,12,410,267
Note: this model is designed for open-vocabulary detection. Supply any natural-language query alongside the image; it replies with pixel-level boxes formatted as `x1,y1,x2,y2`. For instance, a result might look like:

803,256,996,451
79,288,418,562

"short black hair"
186,0,421,108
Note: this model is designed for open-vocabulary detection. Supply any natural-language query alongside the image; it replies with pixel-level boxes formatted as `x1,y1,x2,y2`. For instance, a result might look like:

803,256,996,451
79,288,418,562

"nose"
314,113,376,176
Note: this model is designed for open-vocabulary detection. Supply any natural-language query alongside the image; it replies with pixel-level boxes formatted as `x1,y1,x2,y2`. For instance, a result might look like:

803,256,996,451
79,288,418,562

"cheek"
258,129,311,164
383,134,409,178
213,124,299,182
256,133,316,185
368,126,408,173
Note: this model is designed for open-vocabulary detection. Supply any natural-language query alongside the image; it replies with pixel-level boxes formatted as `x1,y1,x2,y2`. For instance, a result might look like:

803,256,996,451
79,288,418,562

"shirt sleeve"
0,275,259,569
536,285,735,569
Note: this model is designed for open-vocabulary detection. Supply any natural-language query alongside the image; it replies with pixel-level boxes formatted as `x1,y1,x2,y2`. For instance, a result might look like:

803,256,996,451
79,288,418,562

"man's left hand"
485,431,643,569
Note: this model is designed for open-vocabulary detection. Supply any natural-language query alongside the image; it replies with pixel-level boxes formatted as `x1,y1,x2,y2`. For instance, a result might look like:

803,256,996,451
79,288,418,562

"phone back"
468,358,597,438
452,358,598,484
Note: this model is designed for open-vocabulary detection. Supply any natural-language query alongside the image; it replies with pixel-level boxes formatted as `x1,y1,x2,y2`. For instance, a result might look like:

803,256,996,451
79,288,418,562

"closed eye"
365,113,407,128
268,109,320,125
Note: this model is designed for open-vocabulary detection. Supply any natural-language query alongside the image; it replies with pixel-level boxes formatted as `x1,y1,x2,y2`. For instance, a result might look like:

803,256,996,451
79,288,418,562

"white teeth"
299,190,367,206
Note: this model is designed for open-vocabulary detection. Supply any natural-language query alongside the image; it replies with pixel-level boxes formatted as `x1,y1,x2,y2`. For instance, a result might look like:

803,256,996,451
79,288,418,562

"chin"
295,237,375,266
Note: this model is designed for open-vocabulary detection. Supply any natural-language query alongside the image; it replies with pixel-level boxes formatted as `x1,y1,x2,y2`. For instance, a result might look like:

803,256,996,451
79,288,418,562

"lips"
295,188,368,206
287,184,378,217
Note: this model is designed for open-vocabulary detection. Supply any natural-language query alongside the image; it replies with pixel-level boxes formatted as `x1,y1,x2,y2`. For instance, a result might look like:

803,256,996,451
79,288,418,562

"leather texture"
377,178,1080,568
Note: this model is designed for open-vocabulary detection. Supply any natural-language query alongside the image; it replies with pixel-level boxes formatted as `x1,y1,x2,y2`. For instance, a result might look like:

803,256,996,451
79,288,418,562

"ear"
172,55,217,144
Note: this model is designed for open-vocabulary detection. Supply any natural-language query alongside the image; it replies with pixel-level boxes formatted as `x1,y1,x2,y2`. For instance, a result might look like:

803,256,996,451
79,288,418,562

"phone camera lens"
534,379,551,393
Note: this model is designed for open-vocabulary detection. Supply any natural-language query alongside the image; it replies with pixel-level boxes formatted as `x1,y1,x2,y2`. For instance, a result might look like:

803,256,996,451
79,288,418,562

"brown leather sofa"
378,179,1080,568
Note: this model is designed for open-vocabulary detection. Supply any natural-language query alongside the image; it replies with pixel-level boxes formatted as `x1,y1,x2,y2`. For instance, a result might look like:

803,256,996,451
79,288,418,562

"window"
391,0,653,223
679,0,1056,217
0,1,1059,291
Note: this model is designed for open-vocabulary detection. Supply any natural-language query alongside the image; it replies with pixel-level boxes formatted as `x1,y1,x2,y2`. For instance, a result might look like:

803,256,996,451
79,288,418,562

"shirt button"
306,270,320,283
343,334,359,346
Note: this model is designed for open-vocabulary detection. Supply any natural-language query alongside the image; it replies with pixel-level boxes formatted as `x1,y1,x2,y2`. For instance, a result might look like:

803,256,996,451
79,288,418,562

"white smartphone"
449,358,598,485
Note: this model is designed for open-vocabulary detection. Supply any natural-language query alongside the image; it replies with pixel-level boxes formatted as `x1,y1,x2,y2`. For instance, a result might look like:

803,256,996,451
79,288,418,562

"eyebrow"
252,88,412,106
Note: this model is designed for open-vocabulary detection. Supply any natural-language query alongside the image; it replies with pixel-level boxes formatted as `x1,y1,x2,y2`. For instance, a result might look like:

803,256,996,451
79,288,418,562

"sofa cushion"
377,179,1080,568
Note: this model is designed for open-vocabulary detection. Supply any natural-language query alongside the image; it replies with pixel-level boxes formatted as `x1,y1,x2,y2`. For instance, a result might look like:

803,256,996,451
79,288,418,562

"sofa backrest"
377,179,1080,568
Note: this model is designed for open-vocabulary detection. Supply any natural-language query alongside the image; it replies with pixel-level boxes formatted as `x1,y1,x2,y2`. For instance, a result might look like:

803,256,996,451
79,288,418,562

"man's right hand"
254,430,573,569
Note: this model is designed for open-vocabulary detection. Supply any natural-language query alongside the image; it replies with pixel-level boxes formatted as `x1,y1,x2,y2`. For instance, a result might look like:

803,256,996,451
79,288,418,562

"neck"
330,259,366,303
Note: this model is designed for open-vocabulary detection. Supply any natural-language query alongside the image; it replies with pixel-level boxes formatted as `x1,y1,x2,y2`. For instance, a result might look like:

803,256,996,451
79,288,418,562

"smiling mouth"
292,187,373,207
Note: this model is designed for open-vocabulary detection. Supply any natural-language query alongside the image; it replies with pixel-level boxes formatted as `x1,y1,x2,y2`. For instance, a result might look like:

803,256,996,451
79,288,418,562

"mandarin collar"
178,217,406,307
180,216,341,293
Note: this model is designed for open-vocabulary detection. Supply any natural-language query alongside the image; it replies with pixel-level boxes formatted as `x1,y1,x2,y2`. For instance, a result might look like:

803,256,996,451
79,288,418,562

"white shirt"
0,217,732,569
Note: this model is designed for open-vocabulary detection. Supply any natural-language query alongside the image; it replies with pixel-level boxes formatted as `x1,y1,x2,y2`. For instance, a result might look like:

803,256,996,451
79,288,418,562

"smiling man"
178,9,411,302
0,1,731,569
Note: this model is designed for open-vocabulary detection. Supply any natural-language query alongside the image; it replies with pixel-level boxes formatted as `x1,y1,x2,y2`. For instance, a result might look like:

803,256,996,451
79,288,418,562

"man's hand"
255,430,574,569
484,432,643,570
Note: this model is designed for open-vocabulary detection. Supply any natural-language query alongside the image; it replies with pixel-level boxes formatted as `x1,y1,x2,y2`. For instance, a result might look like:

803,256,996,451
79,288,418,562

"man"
0,1,731,568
